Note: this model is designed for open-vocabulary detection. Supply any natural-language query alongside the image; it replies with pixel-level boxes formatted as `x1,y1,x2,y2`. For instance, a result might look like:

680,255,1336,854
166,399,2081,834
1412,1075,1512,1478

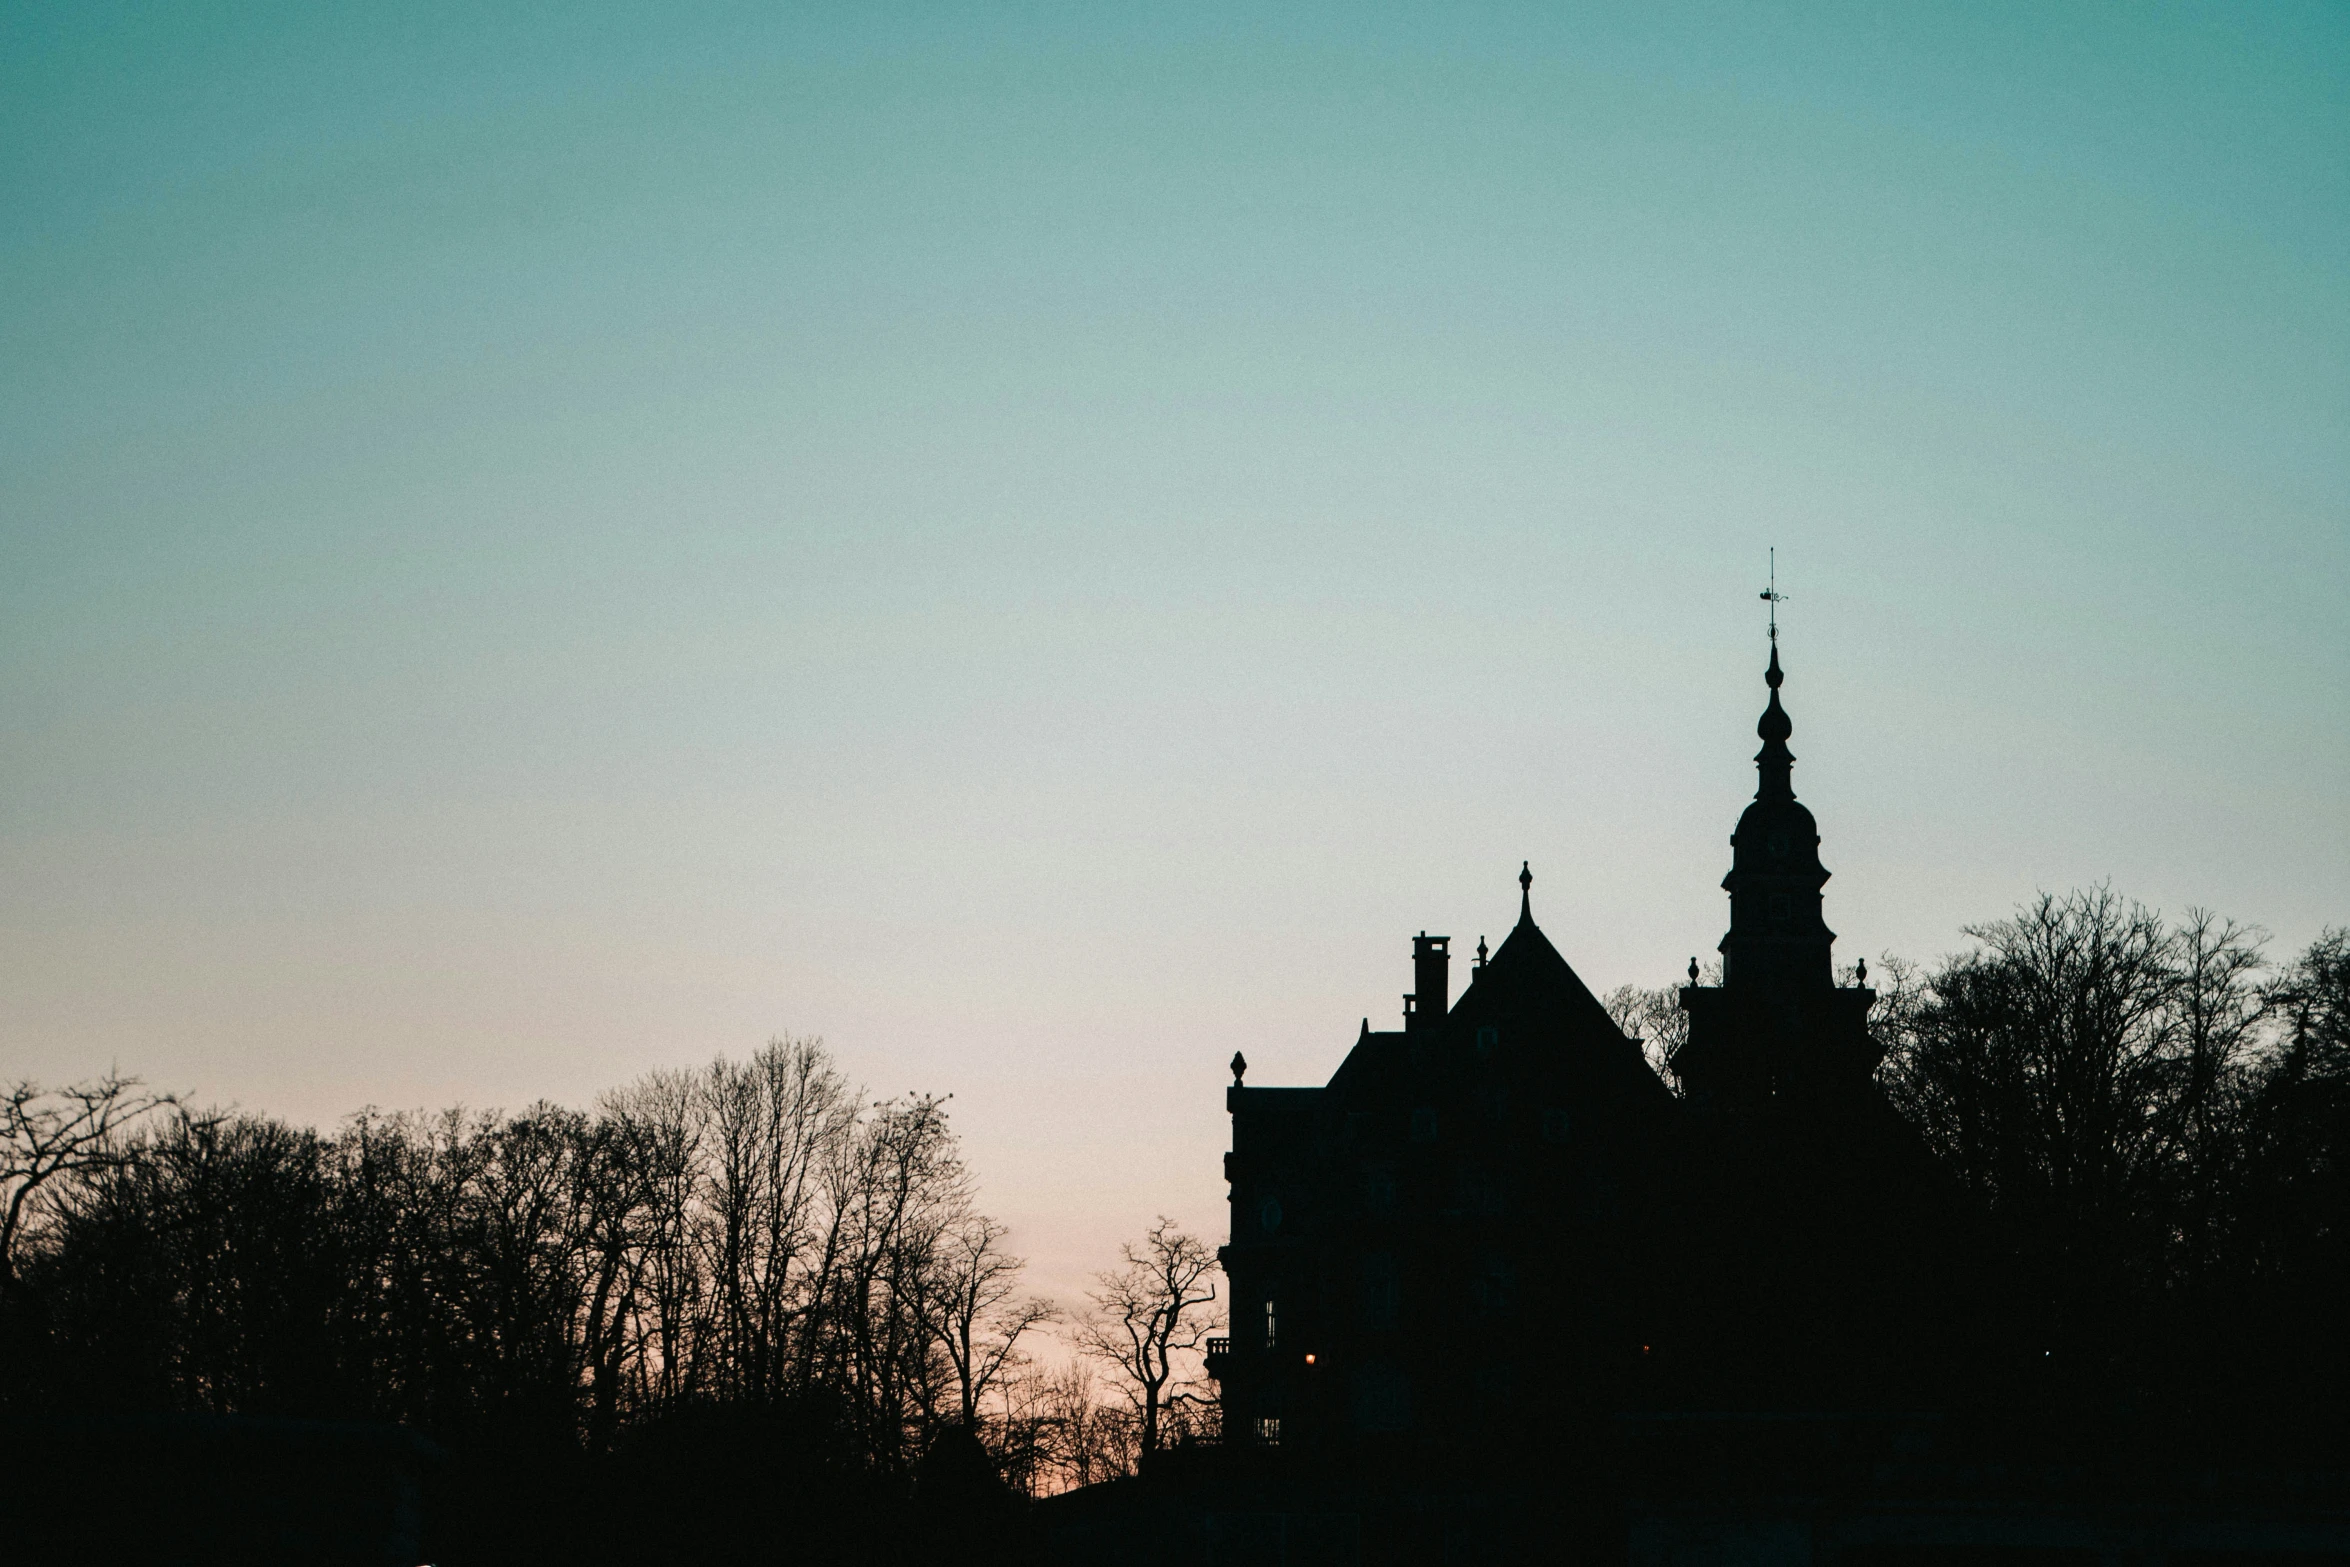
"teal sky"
4,2,2345,1301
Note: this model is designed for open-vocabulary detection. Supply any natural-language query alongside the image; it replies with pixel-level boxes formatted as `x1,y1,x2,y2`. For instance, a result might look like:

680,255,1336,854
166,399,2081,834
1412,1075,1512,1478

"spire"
1755,640,1796,802
1518,861,1534,925
1755,548,1795,802
1674,560,1883,1106
1713,561,1837,996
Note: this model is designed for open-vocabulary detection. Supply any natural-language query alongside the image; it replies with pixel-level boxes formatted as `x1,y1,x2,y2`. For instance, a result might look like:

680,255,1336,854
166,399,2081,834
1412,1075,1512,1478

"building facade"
1208,634,1892,1455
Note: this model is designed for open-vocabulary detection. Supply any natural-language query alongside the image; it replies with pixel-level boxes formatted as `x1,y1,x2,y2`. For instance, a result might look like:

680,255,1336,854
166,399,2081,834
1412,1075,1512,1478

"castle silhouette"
1041,637,2350,1566
1209,633,1956,1466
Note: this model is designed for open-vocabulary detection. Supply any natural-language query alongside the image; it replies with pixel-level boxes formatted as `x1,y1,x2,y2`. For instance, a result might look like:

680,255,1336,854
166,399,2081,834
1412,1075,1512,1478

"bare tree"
1005,1360,1138,1493
2167,909,2270,1270
2237,927,2350,1289
817,1092,965,1465
925,1214,1056,1428
0,1072,172,1294
602,1069,707,1417
2265,927,2350,1079
1877,888,2184,1233
1605,960,1720,1085
1075,1218,1218,1458
698,1039,851,1405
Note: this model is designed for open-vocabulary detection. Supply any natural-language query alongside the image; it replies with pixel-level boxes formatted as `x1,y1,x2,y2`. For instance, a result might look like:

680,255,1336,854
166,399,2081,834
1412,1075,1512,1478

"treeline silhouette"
1611,892,2348,1448
0,1039,1133,1563
1,891,2342,1560
1876,894,2347,1445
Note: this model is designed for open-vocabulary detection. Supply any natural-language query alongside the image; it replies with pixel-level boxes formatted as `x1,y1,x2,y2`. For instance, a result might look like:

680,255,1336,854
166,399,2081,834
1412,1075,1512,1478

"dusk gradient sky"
5,2,2345,1303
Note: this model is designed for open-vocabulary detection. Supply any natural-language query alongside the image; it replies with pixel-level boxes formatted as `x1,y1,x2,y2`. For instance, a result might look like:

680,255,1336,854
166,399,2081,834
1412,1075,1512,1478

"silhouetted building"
1211,867,1672,1470
1211,635,1908,1455
1043,636,2350,1566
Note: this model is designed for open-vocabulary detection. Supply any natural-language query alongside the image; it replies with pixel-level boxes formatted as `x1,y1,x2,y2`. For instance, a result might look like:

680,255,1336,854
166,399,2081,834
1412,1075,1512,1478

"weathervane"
1759,546,1788,644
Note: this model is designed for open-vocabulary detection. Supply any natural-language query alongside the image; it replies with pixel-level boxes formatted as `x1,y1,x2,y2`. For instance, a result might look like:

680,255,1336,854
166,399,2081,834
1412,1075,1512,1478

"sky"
3,1,2345,1306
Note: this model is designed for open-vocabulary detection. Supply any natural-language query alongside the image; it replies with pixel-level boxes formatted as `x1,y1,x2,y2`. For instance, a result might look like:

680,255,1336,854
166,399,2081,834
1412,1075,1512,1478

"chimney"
1409,932,1450,1034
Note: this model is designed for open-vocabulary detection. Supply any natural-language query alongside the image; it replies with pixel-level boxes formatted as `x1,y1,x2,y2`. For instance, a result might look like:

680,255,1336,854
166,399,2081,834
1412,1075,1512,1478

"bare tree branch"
1074,1217,1219,1456
0,1071,173,1293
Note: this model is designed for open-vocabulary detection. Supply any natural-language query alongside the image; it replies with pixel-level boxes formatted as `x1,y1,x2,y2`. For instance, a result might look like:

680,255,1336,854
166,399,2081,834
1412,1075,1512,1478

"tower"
1671,634,1878,1108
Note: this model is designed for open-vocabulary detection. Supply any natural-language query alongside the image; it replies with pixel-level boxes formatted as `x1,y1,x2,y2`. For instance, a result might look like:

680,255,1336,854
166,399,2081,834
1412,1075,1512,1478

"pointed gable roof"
1453,870,1665,1098
1325,865,1670,1105
1473,903,1627,1049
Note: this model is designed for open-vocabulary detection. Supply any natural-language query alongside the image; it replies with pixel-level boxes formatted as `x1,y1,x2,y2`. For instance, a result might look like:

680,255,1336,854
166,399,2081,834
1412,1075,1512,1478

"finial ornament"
1230,1051,1247,1085
1475,935,1488,969
1856,956,1868,984
1689,956,1700,984
1753,566,1796,788
1517,861,1534,923
1759,545,1788,646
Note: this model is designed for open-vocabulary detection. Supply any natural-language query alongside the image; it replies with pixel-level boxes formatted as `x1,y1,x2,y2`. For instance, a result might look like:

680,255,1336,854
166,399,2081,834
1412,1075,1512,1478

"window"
1471,1254,1515,1317
1359,1253,1399,1330
1474,1362,1515,1411
1456,1165,1506,1217
1579,1172,1621,1220
1361,1161,1398,1215
1475,1025,1499,1057
1258,1195,1283,1235
1255,1416,1282,1446
1351,1366,1411,1433
1263,1298,1279,1349
1410,1107,1438,1143
1542,1108,1571,1144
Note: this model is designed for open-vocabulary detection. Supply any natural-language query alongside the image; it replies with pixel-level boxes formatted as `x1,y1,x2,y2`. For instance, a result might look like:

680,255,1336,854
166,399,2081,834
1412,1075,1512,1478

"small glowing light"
1304,1353,1316,1365
1641,1345,1651,1355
